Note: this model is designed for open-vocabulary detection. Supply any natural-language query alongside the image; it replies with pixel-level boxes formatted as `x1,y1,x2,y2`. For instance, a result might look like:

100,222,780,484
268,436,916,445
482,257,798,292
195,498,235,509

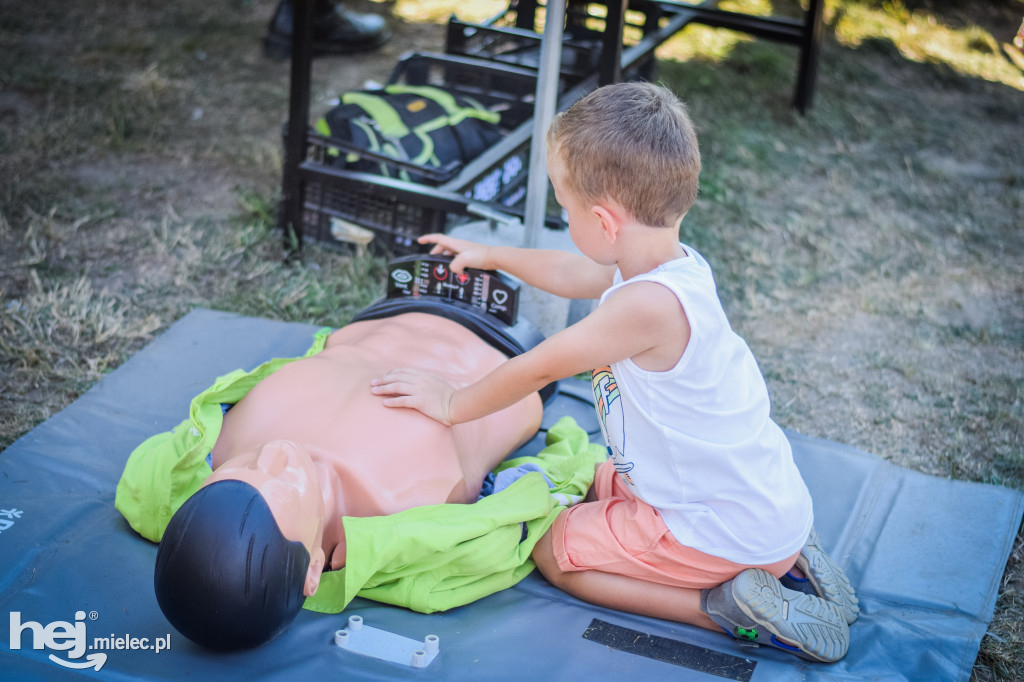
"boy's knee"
531,529,567,585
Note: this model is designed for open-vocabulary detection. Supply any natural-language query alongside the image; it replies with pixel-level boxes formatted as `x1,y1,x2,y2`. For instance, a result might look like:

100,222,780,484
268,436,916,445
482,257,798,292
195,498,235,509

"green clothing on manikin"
114,330,605,614
114,328,333,543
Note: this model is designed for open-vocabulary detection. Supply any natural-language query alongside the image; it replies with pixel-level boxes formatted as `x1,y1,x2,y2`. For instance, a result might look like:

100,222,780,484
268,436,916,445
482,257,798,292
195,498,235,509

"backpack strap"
381,85,500,167
383,85,500,126
341,91,412,138
315,117,341,159
351,118,408,178
319,85,501,175
340,89,439,168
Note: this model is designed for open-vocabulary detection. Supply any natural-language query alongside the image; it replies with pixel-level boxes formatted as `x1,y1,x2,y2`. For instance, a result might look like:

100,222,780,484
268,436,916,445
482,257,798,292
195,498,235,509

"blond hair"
547,82,701,228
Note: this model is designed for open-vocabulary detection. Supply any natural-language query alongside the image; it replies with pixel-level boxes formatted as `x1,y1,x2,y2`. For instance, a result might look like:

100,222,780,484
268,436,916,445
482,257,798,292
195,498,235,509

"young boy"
371,82,858,663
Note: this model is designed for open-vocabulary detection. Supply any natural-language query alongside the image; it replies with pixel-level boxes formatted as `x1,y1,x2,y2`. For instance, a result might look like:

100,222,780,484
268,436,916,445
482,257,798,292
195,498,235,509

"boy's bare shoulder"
606,279,686,317
603,281,690,371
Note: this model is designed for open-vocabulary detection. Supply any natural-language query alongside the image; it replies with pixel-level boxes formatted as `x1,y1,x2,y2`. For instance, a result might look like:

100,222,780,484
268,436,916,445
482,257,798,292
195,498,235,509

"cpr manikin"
154,310,543,650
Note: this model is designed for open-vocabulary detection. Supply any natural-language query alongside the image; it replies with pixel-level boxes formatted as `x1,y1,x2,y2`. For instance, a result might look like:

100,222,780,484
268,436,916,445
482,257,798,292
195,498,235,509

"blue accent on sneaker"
771,635,801,653
703,568,850,662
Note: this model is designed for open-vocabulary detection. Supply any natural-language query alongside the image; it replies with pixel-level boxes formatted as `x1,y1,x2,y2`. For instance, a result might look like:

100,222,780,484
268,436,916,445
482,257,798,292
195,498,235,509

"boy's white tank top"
592,245,812,564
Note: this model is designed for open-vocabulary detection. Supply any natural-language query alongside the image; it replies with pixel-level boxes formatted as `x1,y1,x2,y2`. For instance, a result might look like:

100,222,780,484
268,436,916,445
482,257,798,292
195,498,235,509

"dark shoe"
702,568,850,663
264,0,391,60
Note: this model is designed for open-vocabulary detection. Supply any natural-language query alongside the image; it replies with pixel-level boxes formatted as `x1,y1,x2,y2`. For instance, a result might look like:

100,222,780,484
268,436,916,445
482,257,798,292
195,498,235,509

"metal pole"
794,0,824,114
599,0,628,85
522,0,566,248
282,0,314,256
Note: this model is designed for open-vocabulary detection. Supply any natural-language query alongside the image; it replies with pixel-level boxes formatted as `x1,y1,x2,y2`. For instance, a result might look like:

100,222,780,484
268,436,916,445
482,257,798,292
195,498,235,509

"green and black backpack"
315,85,502,184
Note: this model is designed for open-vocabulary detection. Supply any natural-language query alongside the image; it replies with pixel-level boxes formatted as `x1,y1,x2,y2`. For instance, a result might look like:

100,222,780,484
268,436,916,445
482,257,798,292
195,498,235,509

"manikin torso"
210,312,543,570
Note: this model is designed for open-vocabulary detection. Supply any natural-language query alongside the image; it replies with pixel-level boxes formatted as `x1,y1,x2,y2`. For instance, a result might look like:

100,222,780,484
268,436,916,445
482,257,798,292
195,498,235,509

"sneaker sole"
797,529,860,625
733,568,850,663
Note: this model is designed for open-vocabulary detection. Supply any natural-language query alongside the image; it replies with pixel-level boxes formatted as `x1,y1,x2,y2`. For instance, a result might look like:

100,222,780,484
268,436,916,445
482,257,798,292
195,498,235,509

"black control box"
385,255,519,328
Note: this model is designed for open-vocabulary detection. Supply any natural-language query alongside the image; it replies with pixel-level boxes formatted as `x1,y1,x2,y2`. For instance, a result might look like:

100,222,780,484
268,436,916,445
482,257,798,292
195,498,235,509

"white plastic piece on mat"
333,614,440,668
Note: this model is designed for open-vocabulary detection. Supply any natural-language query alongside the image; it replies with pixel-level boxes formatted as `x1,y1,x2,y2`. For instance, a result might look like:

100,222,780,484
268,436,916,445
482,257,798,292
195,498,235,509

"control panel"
386,255,520,327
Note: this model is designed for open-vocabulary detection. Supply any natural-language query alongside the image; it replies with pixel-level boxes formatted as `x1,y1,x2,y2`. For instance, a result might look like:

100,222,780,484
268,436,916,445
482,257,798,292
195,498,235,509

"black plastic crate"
296,51,551,254
298,158,482,254
291,0,661,255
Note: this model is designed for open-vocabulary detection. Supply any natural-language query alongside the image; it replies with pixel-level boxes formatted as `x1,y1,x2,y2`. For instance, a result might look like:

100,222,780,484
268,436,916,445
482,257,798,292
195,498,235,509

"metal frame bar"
298,163,477,215
794,0,825,113
649,0,825,111
597,0,628,85
658,1,805,40
445,19,608,82
522,0,566,247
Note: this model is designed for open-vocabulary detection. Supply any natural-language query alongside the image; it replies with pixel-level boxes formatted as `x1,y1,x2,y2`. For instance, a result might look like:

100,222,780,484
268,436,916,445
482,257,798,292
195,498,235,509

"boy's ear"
592,203,622,243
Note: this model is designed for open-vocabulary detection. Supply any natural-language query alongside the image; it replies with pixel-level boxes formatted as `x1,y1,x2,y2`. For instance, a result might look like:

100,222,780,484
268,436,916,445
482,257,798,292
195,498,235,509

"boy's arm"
419,233,615,300
371,281,689,424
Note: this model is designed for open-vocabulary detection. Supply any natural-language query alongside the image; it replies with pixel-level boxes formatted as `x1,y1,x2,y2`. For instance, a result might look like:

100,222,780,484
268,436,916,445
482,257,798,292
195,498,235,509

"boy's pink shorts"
550,459,800,589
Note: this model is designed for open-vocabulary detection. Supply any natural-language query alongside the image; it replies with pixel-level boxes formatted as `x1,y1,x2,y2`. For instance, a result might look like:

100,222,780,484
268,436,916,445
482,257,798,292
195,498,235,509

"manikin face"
203,440,326,584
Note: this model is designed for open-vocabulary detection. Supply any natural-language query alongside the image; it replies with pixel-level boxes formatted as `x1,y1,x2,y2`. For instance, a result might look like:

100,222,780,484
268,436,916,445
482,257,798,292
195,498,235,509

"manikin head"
154,440,327,650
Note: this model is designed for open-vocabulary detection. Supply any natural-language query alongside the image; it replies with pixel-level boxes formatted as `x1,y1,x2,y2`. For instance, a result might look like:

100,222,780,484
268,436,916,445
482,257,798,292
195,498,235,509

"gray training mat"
1,308,1020,681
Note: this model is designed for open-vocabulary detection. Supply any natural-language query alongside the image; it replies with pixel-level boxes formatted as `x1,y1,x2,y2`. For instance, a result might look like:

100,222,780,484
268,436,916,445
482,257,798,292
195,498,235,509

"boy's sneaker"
781,527,860,625
702,568,850,663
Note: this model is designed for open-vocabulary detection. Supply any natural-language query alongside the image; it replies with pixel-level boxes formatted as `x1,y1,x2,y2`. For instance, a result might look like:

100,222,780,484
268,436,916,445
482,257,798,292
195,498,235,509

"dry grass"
1,0,1022,677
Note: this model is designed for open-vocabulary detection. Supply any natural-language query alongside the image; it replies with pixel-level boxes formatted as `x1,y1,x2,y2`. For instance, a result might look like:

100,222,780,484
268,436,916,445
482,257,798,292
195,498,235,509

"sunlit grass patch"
832,0,1024,90
391,0,508,24
656,0,779,63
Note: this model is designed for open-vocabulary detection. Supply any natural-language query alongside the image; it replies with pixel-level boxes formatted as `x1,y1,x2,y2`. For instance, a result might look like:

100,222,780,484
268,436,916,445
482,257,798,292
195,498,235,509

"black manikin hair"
154,479,310,650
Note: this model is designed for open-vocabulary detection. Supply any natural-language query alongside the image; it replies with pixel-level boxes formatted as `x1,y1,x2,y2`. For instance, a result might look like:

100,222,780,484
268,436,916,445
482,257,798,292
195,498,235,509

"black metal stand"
651,0,825,112
598,0,628,85
277,0,826,253
281,0,314,254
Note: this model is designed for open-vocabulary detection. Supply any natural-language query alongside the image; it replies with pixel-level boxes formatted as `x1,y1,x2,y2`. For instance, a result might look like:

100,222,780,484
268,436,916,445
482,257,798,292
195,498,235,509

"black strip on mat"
582,619,756,681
